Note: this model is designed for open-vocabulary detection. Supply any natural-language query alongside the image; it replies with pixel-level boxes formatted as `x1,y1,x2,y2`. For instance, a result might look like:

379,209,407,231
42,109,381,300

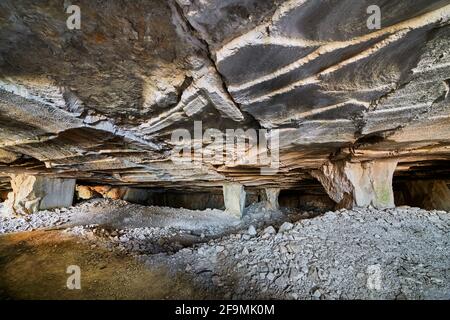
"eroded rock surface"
405,180,450,211
0,1,449,200
312,160,398,209
223,182,246,217
4,174,75,215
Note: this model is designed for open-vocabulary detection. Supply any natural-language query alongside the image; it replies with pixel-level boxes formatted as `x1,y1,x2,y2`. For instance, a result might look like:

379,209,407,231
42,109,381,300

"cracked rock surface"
0,1,449,189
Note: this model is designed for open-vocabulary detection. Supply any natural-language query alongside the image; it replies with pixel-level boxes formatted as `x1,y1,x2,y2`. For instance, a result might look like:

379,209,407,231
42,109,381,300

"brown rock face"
0,1,449,207
0,191,8,201
75,185,100,200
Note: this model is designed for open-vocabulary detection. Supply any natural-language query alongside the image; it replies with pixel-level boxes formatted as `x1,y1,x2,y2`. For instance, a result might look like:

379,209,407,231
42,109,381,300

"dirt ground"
0,230,220,300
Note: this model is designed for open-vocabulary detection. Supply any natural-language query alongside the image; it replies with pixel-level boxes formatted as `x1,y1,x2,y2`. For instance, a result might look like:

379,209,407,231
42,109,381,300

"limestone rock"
223,183,246,218
76,185,99,200
262,226,276,235
247,225,257,236
2,174,75,215
263,188,280,210
278,222,294,233
405,180,450,211
312,160,398,209
0,1,449,195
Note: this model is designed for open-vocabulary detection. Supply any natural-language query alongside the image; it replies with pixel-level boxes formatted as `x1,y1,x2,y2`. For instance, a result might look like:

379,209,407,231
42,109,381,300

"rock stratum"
1,0,450,206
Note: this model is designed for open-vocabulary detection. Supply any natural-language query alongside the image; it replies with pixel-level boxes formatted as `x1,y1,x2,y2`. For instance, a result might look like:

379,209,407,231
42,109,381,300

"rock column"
3,174,75,215
263,188,280,210
312,159,398,209
223,182,246,218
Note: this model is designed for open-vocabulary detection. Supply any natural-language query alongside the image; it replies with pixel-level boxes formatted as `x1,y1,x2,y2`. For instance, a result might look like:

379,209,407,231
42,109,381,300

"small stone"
313,289,322,298
278,222,294,233
247,225,257,236
263,226,276,235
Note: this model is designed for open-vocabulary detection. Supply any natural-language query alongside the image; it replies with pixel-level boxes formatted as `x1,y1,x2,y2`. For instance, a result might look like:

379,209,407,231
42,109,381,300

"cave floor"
0,200,449,300
0,230,219,300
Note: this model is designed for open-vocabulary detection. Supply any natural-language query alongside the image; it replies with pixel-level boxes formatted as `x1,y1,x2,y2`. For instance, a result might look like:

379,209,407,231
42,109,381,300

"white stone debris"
145,206,450,300
0,199,449,300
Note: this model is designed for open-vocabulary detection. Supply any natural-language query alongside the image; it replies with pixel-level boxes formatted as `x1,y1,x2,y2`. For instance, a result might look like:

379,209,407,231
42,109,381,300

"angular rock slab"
312,160,398,209
223,182,246,218
3,174,75,215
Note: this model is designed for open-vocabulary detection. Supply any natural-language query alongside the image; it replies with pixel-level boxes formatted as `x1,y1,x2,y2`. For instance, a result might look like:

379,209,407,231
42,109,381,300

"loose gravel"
1,200,449,299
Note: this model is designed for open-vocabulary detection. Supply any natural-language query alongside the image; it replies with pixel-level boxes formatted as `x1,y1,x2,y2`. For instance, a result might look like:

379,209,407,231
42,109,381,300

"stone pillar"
2,174,75,216
311,159,398,209
223,182,246,218
405,180,450,211
263,188,280,210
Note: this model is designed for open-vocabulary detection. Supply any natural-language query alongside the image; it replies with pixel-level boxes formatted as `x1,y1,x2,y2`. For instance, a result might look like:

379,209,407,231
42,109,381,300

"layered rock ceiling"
1,0,450,193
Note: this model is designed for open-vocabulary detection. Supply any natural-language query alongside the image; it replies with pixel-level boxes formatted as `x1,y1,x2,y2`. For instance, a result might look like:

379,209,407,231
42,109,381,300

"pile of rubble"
1,198,448,299
0,204,72,233
146,207,450,300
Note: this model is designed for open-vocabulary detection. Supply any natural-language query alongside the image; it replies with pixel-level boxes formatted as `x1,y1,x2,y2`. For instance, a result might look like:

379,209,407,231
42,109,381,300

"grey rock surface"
0,1,449,190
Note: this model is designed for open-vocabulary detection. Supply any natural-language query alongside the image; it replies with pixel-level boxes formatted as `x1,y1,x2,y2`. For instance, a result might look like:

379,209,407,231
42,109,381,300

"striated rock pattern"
0,0,450,197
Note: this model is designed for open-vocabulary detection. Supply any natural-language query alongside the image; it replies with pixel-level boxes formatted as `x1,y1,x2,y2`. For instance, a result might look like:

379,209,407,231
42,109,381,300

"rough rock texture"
0,1,449,195
160,206,449,299
312,160,398,209
223,183,246,217
75,185,99,200
263,188,280,210
2,174,75,215
405,180,450,211
0,199,448,299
